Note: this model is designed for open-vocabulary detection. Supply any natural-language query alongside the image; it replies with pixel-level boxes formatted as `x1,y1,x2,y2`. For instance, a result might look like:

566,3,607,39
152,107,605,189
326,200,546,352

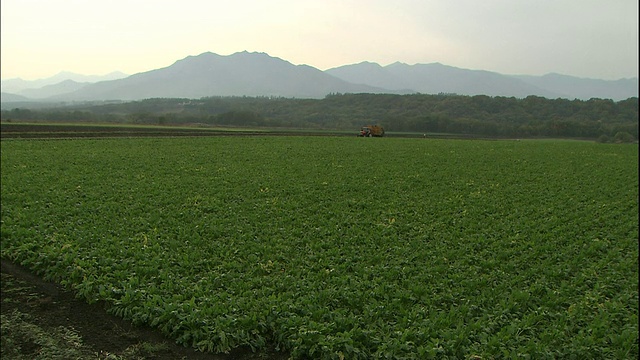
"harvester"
359,125,385,137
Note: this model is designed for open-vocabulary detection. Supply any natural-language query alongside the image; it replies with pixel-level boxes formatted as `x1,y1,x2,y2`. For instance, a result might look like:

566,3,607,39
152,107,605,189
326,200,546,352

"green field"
1,137,638,359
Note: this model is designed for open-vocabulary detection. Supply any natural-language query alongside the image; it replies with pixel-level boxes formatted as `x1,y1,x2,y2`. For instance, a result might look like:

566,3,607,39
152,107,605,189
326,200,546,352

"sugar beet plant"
1,137,638,359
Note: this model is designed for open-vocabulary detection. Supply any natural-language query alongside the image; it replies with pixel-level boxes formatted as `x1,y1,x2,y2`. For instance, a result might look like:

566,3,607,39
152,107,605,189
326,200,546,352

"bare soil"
0,122,349,139
1,259,289,360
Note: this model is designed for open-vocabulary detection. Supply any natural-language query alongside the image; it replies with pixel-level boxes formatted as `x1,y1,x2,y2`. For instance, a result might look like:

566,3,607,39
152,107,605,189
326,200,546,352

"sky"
1,0,638,81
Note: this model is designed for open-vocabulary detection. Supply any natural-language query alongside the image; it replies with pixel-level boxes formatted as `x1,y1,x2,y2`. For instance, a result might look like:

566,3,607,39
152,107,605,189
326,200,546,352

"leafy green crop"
1,137,638,359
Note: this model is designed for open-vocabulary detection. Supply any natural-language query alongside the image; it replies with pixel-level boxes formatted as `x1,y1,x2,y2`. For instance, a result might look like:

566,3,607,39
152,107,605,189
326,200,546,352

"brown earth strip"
1,258,288,360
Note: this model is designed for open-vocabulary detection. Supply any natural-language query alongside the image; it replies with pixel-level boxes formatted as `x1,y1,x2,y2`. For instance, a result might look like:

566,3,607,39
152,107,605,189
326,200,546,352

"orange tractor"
358,125,385,137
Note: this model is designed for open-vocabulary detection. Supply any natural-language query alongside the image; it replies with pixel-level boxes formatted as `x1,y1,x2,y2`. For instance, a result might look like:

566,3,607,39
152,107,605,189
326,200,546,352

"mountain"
326,61,562,98
50,52,387,101
324,61,410,91
326,62,638,101
512,73,638,101
1,92,30,102
17,80,88,99
1,71,128,94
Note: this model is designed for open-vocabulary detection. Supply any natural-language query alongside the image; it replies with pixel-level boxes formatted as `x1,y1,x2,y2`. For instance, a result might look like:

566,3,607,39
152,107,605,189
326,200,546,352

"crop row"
1,137,638,359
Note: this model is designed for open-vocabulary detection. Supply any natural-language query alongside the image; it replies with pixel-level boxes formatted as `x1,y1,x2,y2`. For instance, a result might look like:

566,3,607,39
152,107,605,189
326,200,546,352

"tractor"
358,125,384,137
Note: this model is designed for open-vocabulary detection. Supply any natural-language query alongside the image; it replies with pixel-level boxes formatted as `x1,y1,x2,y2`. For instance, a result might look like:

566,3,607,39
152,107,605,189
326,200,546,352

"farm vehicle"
359,125,385,137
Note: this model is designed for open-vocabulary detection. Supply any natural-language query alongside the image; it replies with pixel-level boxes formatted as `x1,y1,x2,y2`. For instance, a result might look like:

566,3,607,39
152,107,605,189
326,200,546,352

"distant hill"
1,71,127,94
18,80,88,99
1,92,30,102
325,61,560,98
49,52,387,101
511,73,638,101
326,62,638,101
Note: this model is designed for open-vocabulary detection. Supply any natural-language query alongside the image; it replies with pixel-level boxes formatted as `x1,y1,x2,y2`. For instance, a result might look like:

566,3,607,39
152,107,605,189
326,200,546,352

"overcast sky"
1,0,638,81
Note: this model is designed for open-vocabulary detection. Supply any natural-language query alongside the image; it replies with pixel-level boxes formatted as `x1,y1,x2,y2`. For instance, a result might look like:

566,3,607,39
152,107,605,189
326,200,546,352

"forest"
1,93,637,141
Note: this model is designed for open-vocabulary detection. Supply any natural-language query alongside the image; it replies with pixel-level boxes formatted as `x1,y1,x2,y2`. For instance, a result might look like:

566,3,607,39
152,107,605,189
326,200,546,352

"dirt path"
0,259,288,360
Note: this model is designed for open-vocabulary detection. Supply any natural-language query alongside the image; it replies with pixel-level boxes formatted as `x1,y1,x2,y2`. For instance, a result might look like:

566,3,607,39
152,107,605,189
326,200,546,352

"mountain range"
1,71,128,94
1,51,637,103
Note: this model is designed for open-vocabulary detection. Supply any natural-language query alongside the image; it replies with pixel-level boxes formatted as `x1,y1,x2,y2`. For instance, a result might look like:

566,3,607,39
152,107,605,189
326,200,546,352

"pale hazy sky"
1,0,638,81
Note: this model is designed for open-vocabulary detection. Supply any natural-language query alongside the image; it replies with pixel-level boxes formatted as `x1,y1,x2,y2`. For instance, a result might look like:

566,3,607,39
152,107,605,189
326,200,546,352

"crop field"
1,136,638,359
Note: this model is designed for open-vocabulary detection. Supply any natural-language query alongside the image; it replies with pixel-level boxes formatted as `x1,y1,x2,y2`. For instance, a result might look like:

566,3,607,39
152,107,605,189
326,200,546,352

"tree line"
1,93,637,140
